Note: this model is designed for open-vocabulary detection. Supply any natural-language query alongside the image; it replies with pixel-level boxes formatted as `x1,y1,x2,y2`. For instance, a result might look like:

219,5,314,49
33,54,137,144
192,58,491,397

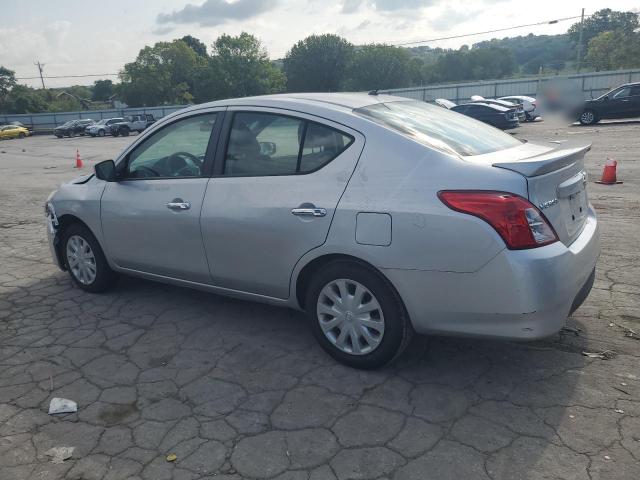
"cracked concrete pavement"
0,119,639,479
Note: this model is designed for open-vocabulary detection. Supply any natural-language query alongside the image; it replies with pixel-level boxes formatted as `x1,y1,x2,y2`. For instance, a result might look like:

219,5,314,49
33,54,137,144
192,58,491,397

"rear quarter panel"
313,124,529,274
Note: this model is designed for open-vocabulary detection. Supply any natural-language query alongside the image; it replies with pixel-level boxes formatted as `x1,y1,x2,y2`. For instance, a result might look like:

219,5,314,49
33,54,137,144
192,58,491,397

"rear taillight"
438,191,558,249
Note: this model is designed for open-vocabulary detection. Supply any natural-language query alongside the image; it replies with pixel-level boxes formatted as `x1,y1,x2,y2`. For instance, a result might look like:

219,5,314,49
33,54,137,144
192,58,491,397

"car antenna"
368,89,379,96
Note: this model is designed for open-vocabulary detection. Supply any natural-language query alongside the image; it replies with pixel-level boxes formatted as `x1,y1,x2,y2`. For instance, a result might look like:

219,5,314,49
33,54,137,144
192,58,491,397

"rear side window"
355,100,521,156
223,112,353,176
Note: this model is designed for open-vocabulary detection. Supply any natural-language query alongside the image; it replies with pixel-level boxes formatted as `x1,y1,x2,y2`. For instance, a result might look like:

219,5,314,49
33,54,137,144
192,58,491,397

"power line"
15,73,119,80
390,15,587,47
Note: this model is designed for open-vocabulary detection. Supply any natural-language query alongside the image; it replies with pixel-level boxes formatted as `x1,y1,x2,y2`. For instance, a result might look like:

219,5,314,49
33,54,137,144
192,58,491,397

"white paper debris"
48,397,78,415
45,446,75,464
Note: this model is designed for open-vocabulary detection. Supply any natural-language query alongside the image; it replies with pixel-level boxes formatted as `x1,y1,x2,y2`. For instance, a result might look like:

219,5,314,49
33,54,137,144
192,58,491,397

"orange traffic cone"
595,157,622,184
75,149,83,169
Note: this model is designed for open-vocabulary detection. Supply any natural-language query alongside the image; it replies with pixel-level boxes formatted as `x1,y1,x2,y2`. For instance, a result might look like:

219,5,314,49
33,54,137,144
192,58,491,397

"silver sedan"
45,93,600,368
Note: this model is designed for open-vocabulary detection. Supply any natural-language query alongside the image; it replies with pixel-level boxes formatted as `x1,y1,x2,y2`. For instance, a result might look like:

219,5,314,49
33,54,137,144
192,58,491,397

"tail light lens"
438,191,558,249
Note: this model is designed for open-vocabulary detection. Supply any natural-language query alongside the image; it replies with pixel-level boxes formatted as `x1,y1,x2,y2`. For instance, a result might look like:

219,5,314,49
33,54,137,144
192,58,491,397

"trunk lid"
467,142,591,246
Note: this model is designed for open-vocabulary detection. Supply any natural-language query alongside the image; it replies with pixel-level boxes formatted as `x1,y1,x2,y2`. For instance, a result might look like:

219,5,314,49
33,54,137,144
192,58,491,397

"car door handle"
291,207,327,217
166,201,191,211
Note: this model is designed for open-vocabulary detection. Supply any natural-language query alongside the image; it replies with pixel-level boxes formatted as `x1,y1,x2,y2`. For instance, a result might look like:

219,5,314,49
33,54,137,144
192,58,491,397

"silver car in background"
45,93,600,368
86,118,124,137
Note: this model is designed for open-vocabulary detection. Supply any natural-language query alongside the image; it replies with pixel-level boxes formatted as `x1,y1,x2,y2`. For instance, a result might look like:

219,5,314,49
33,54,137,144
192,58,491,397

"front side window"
224,112,353,176
125,113,217,179
355,101,521,156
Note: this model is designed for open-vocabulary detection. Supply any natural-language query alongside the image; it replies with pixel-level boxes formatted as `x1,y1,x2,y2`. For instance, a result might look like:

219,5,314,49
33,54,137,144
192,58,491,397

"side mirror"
259,141,277,156
94,159,116,182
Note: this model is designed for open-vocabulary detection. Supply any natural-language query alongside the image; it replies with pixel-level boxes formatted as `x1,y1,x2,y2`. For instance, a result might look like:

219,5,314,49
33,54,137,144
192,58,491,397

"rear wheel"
61,223,117,293
18,132,25,139
305,261,412,369
580,110,598,125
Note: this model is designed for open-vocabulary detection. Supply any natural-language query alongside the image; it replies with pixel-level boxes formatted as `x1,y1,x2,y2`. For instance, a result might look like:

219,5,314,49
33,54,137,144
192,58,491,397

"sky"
1,0,638,88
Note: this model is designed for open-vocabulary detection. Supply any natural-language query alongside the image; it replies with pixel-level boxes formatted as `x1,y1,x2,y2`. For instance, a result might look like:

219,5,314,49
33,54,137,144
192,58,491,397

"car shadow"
571,119,640,127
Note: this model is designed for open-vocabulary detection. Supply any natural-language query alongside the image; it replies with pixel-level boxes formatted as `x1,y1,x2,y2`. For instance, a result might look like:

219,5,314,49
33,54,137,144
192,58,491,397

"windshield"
95,119,107,125
355,101,521,156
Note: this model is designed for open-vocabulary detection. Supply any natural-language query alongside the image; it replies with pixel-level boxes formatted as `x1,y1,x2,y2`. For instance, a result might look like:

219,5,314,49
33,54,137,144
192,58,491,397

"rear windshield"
354,100,521,156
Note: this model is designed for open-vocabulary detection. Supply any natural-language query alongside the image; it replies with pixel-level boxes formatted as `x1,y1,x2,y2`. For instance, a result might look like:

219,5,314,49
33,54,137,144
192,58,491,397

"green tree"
180,35,208,57
568,9,639,47
427,46,515,83
0,66,16,97
1,85,48,114
92,79,114,101
193,33,284,102
347,44,414,91
586,30,640,71
118,40,205,107
284,34,354,92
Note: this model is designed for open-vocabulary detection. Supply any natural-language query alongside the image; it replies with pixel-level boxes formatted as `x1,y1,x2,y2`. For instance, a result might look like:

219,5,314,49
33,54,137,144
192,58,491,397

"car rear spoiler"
492,144,591,177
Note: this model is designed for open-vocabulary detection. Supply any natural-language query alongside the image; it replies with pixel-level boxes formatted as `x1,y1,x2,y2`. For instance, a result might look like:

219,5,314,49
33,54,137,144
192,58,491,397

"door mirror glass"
259,141,277,156
95,159,116,182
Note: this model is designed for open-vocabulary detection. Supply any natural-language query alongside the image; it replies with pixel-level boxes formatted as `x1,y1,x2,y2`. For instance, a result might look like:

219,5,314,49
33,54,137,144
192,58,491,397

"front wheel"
18,132,25,139
579,110,598,125
61,224,117,293
98,129,105,137
120,127,130,137
112,128,120,137
305,261,412,369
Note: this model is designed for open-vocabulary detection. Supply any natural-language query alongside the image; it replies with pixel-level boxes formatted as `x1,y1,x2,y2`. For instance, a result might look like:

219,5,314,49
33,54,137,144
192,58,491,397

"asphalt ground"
0,119,639,480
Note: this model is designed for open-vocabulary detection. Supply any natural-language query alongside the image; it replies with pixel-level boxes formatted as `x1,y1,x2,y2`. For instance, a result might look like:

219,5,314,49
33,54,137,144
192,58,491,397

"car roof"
186,92,406,113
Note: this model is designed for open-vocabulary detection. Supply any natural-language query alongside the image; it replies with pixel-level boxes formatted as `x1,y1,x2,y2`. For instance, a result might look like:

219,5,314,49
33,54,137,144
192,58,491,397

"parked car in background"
0,121,33,134
577,82,640,125
0,125,31,139
434,98,456,109
470,97,525,122
45,93,599,368
86,118,124,137
451,102,519,129
111,114,156,136
499,95,539,121
54,119,94,138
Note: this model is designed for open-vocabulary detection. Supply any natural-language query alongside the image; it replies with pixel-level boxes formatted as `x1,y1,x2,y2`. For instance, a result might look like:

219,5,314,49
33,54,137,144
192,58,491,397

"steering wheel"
168,151,202,177
132,166,160,178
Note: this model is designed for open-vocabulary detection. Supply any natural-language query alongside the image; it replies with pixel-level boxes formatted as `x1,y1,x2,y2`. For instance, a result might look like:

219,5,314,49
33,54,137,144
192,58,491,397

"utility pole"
576,8,585,73
34,61,46,89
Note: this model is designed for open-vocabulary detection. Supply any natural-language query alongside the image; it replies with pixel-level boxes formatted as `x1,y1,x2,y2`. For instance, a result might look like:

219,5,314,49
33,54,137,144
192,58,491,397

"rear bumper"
384,206,600,340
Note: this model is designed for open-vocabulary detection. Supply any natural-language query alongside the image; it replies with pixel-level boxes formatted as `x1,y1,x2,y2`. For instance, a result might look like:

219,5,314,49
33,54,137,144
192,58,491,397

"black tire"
55,134,63,138
579,109,598,125
305,261,413,369
112,128,120,137
18,132,25,139
61,223,117,293
98,129,105,137
67,130,74,137
120,127,130,137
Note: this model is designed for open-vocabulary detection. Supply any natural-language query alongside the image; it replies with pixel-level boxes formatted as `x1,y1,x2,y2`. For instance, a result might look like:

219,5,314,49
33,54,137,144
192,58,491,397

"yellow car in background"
0,125,31,139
